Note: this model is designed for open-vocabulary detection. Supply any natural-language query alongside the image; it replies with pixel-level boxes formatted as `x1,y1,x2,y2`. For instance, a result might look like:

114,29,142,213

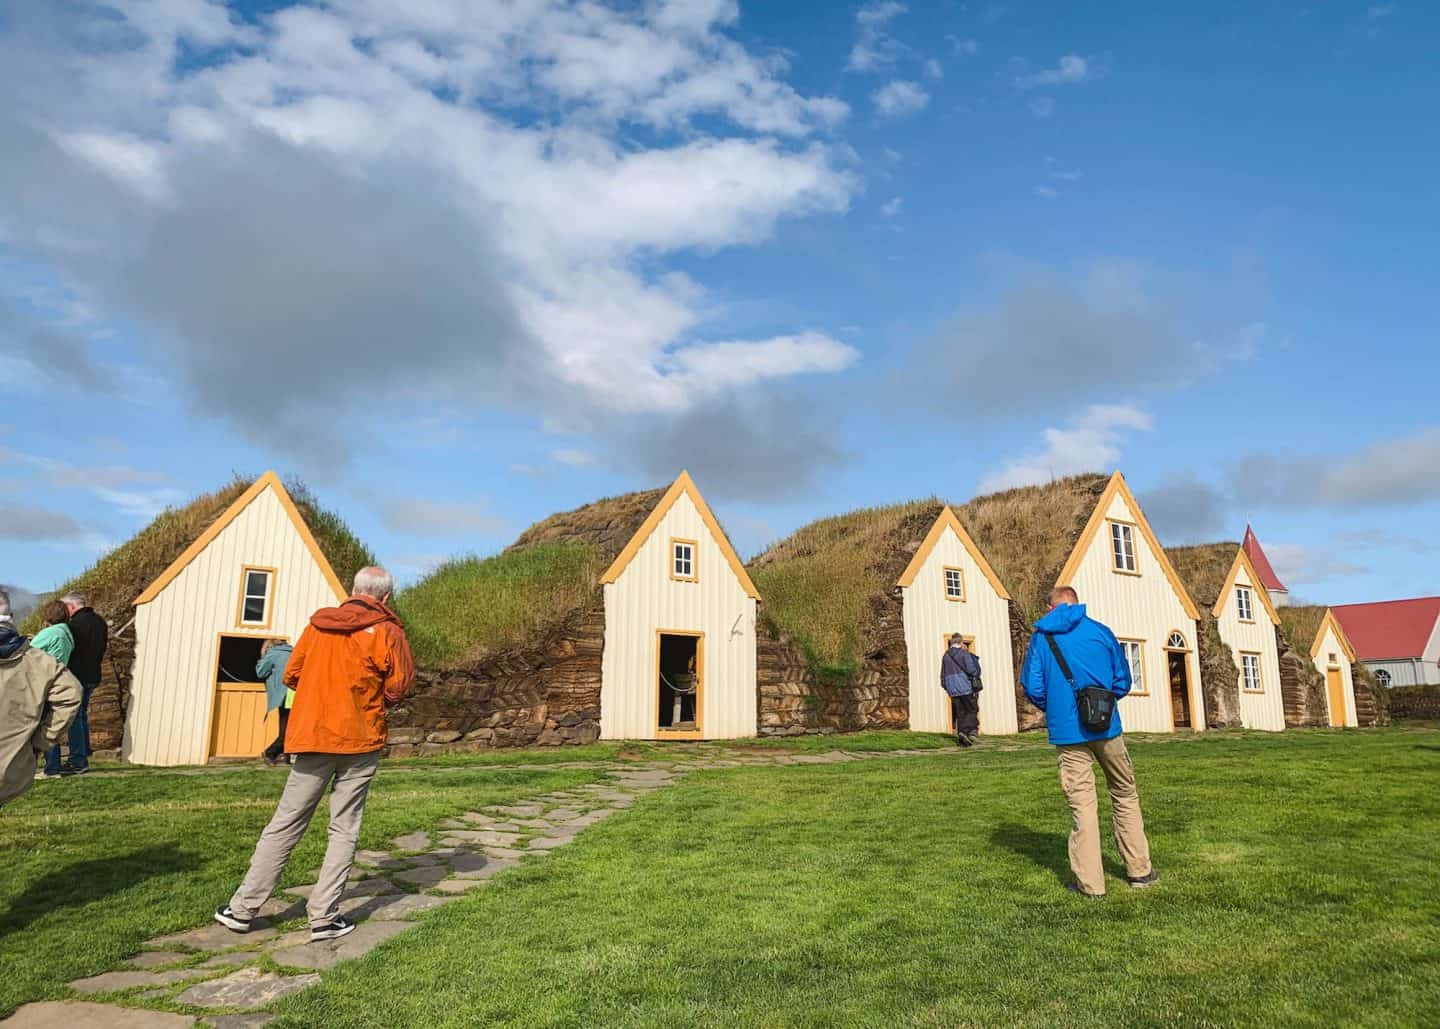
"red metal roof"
1242,525,1287,593
1332,597,1440,660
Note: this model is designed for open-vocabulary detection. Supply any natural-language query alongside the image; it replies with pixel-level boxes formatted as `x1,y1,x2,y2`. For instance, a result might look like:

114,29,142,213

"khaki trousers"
1057,736,1151,895
229,751,381,928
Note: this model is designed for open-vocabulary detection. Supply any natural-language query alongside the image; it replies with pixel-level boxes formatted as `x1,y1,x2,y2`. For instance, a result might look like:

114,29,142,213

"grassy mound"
397,486,666,669
748,500,942,679
1166,542,1242,612
1277,604,1328,654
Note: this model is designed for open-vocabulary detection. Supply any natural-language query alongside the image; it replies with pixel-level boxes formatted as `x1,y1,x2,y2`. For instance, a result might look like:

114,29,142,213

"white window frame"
1119,638,1146,695
1108,521,1138,575
237,566,275,628
943,566,965,602
1236,586,1255,623
1240,652,1263,693
669,538,697,583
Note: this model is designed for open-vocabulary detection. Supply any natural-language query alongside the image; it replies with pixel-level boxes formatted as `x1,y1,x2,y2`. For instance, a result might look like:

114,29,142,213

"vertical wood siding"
1215,564,1286,730
1314,625,1358,727
902,527,1017,735
124,487,341,766
1065,491,1205,733
600,492,757,740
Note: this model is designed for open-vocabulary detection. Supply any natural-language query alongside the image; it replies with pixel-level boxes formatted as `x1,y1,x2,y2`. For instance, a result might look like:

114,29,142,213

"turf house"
25,472,372,766
1167,542,1285,731
1276,606,1373,728
389,471,761,750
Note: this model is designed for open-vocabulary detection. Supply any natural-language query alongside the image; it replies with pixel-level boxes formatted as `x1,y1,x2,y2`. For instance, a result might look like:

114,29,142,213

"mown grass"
0,764,600,1017
394,542,604,667
278,728,1440,1027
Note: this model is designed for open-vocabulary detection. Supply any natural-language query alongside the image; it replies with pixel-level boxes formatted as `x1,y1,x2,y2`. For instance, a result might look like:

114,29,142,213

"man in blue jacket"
1021,586,1156,896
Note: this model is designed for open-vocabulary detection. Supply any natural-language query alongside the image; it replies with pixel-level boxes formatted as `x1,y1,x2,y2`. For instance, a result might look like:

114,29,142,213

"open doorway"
657,631,703,735
209,634,274,759
941,634,977,735
1166,650,1192,729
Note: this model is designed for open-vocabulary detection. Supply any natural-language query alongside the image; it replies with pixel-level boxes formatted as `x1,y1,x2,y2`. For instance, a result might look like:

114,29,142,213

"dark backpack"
1045,635,1115,733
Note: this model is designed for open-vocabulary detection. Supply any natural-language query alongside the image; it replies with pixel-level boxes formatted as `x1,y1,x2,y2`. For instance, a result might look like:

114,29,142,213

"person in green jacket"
257,638,294,766
31,601,74,667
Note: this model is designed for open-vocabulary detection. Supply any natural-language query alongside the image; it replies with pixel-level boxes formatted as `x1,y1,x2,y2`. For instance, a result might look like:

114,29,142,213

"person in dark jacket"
1021,586,1156,896
44,592,107,777
257,638,295,766
940,634,982,746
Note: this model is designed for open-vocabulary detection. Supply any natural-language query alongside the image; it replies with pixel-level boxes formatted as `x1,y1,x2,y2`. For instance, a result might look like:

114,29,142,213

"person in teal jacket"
30,601,75,667
257,639,294,766
1020,586,1157,896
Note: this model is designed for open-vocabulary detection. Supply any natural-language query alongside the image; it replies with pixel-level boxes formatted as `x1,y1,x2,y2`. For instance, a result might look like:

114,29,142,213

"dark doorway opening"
1167,650,1191,729
658,633,700,731
217,635,265,683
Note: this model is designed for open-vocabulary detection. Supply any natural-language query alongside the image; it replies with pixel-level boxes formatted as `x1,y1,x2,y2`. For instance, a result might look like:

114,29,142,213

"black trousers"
264,706,291,760
950,694,979,737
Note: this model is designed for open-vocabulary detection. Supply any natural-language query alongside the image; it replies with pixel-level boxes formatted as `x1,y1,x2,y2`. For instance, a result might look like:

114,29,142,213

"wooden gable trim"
1311,609,1358,664
135,471,347,606
599,471,760,600
895,505,1012,600
1211,547,1281,625
1055,471,1201,621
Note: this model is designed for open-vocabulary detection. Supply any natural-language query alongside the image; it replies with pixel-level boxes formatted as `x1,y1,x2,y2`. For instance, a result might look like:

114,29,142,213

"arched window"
1165,630,1187,650
1375,669,1392,688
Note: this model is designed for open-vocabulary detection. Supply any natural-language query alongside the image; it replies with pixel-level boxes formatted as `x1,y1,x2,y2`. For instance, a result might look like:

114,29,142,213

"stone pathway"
3,744,988,1027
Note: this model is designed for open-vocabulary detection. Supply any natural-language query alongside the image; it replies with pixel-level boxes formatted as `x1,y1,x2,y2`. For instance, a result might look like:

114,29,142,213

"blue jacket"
1021,604,1131,745
940,645,981,697
256,643,293,713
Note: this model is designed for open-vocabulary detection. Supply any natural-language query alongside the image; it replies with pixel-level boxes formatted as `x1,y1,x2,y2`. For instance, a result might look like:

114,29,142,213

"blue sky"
2,0,1437,609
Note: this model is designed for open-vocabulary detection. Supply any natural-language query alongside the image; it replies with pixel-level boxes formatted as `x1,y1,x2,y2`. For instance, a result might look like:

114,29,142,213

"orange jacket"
283,595,416,755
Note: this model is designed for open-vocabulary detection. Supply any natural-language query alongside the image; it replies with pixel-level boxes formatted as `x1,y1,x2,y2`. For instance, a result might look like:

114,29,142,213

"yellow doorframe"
205,632,278,760
654,629,705,741
1326,664,1346,727
1162,637,1193,732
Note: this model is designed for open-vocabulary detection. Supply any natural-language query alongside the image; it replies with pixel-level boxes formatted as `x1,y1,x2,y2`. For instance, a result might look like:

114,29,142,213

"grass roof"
1166,543,1242,612
23,475,372,634
748,500,943,678
1277,604,1328,653
396,486,665,668
957,473,1110,621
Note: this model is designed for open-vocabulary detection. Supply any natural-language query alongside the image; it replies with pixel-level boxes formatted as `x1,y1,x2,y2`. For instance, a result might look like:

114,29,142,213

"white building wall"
600,492,757,740
1362,659,1438,688
902,527,1017,735
1065,491,1205,733
1314,625,1358,727
1213,563,1285,731
124,487,340,766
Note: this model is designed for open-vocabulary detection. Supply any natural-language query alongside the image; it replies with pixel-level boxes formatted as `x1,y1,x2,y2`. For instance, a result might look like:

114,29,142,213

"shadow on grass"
991,822,1070,885
0,845,200,935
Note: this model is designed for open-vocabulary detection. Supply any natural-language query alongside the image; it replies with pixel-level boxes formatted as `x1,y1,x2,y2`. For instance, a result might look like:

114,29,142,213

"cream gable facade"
1212,550,1285,731
898,508,1018,736
598,473,759,741
1057,473,1205,734
125,473,346,767
1311,611,1359,728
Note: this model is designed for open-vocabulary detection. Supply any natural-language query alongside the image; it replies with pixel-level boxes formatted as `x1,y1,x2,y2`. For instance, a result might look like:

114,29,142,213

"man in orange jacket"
215,566,415,942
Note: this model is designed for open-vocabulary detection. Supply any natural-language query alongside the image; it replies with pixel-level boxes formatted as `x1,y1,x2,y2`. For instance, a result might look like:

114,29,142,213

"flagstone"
3,1002,192,1028
125,951,188,969
176,967,320,1010
149,922,277,951
271,921,413,971
391,831,430,851
69,968,209,994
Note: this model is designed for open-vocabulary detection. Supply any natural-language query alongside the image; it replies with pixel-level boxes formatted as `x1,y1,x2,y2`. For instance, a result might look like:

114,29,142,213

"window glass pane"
246,570,269,597
243,595,266,622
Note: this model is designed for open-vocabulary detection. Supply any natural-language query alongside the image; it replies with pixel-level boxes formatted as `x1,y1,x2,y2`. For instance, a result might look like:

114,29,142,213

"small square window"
670,539,697,582
238,567,273,627
1109,522,1137,574
1236,586,1255,622
943,566,965,601
1241,653,1263,692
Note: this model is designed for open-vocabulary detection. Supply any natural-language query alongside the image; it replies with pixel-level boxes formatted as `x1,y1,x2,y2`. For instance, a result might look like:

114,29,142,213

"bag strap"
1044,634,1078,689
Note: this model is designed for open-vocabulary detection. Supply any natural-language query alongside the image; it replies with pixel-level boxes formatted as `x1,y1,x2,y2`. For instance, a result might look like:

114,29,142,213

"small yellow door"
1326,668,1346,728
211,682,278,758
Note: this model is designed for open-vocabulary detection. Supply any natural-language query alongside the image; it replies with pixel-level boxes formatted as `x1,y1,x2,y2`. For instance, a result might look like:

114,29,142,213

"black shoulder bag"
1044,635,1115,733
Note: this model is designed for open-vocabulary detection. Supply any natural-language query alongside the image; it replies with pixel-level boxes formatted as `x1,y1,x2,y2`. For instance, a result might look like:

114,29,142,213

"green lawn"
276,729,1440,1027
0,763,601,1017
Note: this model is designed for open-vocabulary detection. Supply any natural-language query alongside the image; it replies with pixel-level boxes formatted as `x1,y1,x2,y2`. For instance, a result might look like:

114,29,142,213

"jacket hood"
310,595,399,634
0,624,26,661
1034,602,1087,635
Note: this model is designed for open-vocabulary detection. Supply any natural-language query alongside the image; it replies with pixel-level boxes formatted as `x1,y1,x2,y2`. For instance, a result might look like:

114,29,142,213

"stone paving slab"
271,921,414,971
199,952,258,970
543,808,582,821
148,922,277,951
436,829,522,846
480,846,534,860
69,968,209,994
3,1001,193,1027
431,878,489,894
286,876,399,901
125,950,188,968
452,855,519,880
391,831,431,851
257,898,306,920
527,835,575,851
342,892,453,921
487,803,543,817
203,1014,277,1028
177,967,320,1010
394,865,449,886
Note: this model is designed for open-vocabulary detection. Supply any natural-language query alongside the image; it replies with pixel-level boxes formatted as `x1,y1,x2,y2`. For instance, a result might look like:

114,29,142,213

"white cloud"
978,405,1153,493
948,36,979,56
551,448,597,467
1016,55,1091,89
1368,4,1395,18
923,58,943,80
1029,96,1055,118
1034,185,1058,199
92,486,189,521
382,498,506,537
872,80,930,118
1263,543,1365,586
880,195,904,217
1230,427,1440,508
848,1,907,72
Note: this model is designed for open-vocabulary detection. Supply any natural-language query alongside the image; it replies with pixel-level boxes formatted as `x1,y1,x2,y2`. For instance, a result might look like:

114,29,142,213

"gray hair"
351,566,395,600
0,589,10,621
1049,586,1079,607
60,591,88,609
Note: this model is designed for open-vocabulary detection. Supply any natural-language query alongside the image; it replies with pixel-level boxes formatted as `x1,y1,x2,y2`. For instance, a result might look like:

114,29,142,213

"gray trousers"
229,751,381,928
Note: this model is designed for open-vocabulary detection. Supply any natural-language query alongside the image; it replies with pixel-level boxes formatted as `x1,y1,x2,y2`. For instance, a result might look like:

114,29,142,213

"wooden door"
211,681,277,758
1326,668,1346,728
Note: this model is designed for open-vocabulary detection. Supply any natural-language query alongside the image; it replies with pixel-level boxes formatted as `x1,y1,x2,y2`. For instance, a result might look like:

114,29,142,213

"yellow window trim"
135,471,347,606
235,565,278,630
1106,519,1140,575
1211,548,1281,625
668,537,699,582
895,505,1012,600
1239,650,1265,692
1118,637,1148,695
942,565,966,602
654,629,704,741
600,472,760,600
1056,471,1201,621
